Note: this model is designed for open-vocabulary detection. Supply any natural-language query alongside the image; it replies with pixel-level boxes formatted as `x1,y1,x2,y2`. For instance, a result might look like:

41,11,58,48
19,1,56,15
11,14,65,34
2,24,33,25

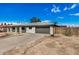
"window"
12,27,15,30
29,27,32,29
22,27,25,30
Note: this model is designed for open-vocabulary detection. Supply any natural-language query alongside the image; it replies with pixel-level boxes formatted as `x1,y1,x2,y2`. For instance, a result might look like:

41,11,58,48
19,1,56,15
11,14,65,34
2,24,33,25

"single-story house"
0,23,54,35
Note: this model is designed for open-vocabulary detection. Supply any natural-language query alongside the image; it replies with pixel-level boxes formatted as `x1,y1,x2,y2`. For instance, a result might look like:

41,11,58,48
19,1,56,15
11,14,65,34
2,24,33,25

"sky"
0,3,79,26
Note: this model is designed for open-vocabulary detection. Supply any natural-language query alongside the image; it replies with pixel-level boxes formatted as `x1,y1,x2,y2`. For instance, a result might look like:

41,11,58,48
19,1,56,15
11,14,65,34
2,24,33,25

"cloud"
42,20,50,23
58,17,64,19
51,5,61,13
63,4,77,11
69,4,77,9
51,4,77,12
61,23,79,27
44,8,48,11
70,13,79,16
63,7,68,11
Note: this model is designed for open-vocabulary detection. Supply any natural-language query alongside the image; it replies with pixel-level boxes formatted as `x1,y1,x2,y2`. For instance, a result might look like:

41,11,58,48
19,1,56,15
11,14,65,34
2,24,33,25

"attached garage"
35,26,50,34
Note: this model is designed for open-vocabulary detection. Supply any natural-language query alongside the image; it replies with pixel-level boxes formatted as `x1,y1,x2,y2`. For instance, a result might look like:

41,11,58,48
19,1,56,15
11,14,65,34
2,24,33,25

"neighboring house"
0,23,54,35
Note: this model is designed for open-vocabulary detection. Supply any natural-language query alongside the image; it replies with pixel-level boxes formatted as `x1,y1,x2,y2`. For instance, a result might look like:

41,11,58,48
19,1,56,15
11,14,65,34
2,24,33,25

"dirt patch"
45,41,60,48
2,34,79,55
24,35,79,55
0,32,9,38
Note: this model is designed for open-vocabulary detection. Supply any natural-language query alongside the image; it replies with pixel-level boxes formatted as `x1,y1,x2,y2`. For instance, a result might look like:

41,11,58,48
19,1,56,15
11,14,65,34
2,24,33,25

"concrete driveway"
0,33,47,54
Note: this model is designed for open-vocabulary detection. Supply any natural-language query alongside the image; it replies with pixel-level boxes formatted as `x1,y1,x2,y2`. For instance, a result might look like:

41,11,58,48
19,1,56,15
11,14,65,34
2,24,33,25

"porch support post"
10,28,12,32
15,27,17,33
32,27,35,33
50,26,54,36
7,28,9,32
26,27,29,33
19,27,22,33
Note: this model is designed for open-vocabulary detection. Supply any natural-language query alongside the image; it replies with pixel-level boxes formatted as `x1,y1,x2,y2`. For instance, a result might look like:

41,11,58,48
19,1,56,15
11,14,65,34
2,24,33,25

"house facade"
0,23,54,35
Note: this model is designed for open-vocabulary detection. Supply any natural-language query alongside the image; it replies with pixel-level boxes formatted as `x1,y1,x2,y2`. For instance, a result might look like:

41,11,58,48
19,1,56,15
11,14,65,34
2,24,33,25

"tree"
53,22,58,26
4,23,6,25
30,17,41,23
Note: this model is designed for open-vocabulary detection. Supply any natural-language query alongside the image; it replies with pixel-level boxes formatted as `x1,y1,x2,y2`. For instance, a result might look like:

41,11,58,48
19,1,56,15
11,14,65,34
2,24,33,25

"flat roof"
0,23,54,28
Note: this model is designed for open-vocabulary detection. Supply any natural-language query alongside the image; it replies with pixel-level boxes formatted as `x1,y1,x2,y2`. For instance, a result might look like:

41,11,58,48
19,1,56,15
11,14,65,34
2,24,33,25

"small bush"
62,28,72,36
73,29,79,36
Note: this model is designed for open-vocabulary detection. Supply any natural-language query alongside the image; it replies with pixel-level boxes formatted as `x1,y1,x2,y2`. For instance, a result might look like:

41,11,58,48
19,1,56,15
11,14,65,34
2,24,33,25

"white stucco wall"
10,28,12,32
7,28,10,32
50,26,54,35
26,27,35,33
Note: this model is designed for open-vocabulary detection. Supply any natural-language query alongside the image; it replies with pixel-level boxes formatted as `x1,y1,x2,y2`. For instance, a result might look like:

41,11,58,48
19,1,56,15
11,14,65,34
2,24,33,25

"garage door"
35,26,50,34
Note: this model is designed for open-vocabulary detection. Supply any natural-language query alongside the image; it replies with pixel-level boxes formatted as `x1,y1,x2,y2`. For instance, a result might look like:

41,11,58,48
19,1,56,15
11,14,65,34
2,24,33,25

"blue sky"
0,3,79,25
